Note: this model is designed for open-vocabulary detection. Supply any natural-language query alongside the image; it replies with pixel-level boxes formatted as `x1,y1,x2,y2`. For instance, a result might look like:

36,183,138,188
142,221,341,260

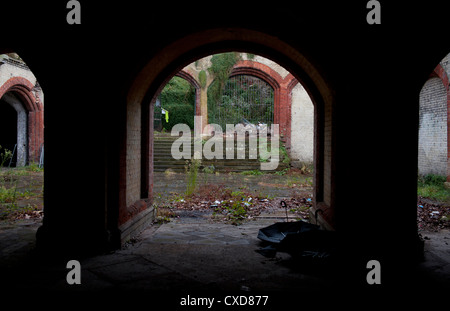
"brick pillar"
28,109,44,163
199,87,208,133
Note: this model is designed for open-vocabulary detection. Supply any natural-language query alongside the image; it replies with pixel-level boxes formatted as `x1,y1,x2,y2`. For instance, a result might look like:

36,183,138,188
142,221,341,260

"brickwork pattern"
0,75,44,164
419,77,448,176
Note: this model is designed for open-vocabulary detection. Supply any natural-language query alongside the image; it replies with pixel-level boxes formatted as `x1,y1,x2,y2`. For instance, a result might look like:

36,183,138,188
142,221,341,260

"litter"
256,220,338,264
257,221,320,244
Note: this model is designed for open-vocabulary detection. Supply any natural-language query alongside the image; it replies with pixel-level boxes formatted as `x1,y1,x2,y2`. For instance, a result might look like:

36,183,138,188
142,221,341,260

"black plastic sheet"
256,221,337,261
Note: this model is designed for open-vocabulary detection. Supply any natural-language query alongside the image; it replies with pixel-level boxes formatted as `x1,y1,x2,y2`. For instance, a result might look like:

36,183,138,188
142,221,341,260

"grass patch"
241,170,264,176
185,159,201,195
418,174,450,203
0,167,44,221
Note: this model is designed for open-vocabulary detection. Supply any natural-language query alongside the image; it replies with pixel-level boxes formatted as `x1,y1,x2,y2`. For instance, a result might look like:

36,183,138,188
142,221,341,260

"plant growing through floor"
0,185,17,204
154,204,174,224
0,166,44,220
299,162,313,175
214,189,253,225
185,158,201,196
418,174,450,203
225,201,247,224
201,164,215,185
241,170,264,176
279,145,290,164
0,145,12,168
27,162,44,172
274,168,289,176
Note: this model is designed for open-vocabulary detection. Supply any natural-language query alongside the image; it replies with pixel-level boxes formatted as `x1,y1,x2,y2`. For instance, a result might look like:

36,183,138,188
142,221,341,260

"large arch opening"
150,52,315,221
119,28,334,248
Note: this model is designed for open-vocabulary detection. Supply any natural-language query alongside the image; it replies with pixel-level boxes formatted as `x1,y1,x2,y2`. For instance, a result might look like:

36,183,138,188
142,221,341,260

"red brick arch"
231,60,299,148
176,70,201,116
0,76,44,163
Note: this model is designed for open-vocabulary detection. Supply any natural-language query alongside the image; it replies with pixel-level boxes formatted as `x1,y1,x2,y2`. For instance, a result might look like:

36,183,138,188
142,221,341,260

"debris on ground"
256,220,338,269
161,184,312,225
417,196,450,232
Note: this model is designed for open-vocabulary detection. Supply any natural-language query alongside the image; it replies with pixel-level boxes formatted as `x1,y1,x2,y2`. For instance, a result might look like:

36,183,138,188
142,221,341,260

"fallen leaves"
161,183,312,224
417,196,450,232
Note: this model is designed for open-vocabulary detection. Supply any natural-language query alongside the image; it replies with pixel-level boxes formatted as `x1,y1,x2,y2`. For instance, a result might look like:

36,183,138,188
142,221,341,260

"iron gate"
208,75,274,129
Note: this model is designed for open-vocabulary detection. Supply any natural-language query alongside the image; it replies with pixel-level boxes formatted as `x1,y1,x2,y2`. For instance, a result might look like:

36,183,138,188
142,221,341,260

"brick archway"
230,60,298,147
0,76,44,163
123,28,335,241
175,70,201,116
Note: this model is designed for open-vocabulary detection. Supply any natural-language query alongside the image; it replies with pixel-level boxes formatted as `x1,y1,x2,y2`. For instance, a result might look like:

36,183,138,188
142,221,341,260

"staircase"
153,132,288,173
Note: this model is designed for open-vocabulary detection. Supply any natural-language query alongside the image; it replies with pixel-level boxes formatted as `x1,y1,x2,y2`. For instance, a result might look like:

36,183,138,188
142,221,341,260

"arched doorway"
0,97,17,166
120,28,335,242
0,93,28,167
0,64,44,167
208,74,275,129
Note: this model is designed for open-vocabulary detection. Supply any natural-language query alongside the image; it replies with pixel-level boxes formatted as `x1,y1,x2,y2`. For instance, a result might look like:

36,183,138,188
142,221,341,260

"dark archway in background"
0,98,18,165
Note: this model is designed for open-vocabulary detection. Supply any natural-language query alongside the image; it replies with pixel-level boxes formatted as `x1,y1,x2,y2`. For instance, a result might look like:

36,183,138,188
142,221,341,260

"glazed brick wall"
418,77,447,176
290,83,314,163
126,101,141,207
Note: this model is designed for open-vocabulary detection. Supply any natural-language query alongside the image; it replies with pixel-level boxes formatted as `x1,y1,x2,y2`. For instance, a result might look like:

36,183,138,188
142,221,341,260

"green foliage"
0,145,12,167
27,162,43,172
225,201,247,224
241,170,264,176
209,52,241,84
0,166,44,220
185,159,201,196
219,190,252,225
207,52,242,116
162,104,195,130
161,76,195,106
198,70,207,88
418,174,450,203
274,168,289,176
419,174,446,186
160,76,195,131
279,145,290,164
0,185,17,204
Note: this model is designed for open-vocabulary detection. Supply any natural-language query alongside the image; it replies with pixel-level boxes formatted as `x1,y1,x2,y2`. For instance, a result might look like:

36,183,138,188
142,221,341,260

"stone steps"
153,133,288,172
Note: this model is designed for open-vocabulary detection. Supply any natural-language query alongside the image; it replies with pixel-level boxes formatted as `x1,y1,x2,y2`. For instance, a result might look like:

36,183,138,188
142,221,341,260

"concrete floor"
1,213,450,307
1,171,450,306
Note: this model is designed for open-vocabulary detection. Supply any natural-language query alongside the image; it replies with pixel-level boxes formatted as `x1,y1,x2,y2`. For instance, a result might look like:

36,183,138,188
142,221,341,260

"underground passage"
2,1,450,305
